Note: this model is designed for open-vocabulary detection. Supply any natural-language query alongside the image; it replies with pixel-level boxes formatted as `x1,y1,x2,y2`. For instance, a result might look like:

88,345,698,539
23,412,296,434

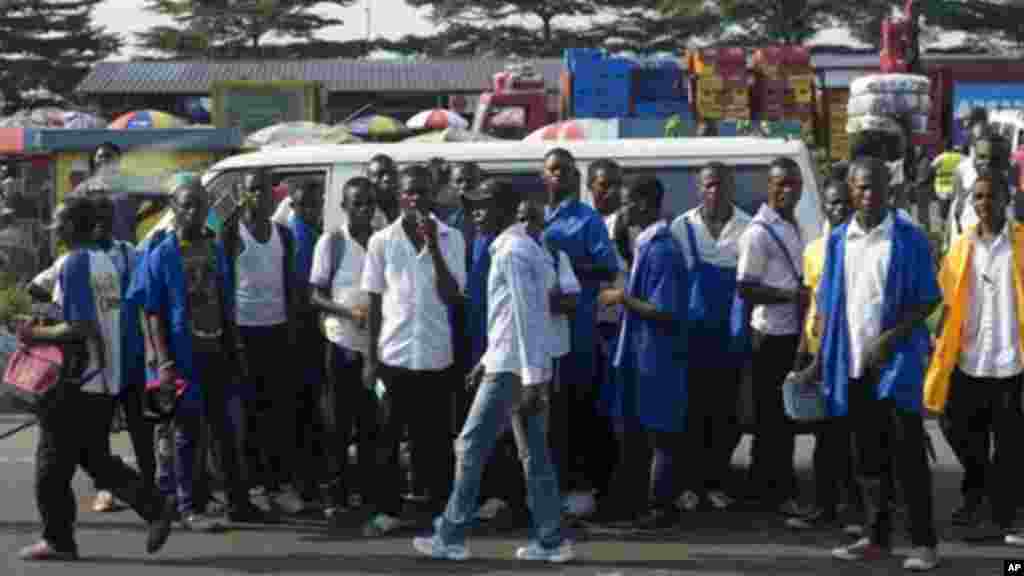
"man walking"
412,181,574,563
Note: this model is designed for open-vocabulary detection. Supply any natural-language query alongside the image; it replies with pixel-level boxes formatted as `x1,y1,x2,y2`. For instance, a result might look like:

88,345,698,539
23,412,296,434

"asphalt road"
0,415,1018,576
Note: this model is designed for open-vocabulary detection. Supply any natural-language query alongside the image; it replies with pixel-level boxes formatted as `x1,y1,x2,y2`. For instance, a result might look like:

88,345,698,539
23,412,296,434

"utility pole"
364,0,373,42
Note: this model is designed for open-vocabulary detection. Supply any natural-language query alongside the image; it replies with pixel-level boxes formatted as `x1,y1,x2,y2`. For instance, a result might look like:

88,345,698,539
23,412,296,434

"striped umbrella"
406,109,469,131
109,110,188,129
348,115,408,139
523,119,617,142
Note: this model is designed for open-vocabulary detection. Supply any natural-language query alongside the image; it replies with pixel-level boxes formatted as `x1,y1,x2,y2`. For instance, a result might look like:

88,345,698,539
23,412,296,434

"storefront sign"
952,82,1024,146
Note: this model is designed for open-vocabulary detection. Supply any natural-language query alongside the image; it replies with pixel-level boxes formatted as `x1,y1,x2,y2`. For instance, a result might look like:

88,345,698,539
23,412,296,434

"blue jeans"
434,372,563,549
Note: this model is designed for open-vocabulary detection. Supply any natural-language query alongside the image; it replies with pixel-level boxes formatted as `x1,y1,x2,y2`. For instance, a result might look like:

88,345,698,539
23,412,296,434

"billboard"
952,82,1024,146
211,81,321,141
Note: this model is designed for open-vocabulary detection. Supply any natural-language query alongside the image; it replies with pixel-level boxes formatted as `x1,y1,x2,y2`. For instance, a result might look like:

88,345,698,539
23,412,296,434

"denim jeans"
434,372,563,549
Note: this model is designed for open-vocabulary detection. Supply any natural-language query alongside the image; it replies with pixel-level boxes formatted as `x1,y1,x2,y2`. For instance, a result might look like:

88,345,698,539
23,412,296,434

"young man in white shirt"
802,156,941,571
413,181,574,563
927,171,1023,544
361,164,466,534
736,157,809,515
310,176,377,520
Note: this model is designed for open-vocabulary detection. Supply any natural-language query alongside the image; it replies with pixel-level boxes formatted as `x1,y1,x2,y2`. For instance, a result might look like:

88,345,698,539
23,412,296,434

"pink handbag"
2,345,65,413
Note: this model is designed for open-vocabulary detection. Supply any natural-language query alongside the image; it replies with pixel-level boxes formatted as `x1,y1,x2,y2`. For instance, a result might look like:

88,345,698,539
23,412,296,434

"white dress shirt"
482,224,554,386
737,204,805,335
960,227,1023,378
844,212,894,380
597,212,627,326
361,214,466,371
671,205,752,269
310,226,370,354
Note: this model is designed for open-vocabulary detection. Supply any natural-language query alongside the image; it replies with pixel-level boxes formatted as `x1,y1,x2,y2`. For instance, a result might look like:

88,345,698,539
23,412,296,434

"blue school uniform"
817,216,940,417
466,234,494,367
287,214,318,293
608,221,690,433
127,231,235,409
107,241,146,394
543,198,619,386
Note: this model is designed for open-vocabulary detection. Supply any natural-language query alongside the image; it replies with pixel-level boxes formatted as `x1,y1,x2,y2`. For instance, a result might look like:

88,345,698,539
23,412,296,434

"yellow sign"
790,75,814,104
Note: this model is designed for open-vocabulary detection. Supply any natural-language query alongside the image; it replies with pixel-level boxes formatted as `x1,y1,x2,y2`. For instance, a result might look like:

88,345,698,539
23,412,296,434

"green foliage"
137,0,353,58
0,0,120,113
0,272,30,329
656,0,903,47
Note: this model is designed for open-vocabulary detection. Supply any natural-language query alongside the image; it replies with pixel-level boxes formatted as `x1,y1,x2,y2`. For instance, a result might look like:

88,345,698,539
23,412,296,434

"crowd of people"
7,129,1024,572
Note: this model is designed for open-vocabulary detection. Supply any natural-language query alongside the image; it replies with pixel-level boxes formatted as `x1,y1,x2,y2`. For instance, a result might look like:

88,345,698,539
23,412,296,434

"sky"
94,0,435,59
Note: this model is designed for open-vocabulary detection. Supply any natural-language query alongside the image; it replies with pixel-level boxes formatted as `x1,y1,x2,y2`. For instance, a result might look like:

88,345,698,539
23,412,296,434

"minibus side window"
622,165,771,219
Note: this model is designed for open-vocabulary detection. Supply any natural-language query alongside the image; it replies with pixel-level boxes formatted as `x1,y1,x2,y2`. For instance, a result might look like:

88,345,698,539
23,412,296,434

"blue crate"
633,100,690,118
565,48,606,73
633,69,684,101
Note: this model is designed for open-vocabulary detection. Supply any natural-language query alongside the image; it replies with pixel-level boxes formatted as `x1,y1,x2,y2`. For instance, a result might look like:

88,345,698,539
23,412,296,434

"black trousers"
322,344,378,509
686,353,742,494
848,377,937,548
239,323,304,494
946,368,1022,528
811,418,860,515
192,343,248,511
549,352,616,495
371,365,455,516
94,384,156,497
295,315,327,494
748,332,800,504
35,390,159,553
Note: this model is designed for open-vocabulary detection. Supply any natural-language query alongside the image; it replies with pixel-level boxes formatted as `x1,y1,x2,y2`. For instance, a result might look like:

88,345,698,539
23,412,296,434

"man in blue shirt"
599,176,690,528
17,197,173,561
413,181,574,564
131,177,272,530
541,148,619,518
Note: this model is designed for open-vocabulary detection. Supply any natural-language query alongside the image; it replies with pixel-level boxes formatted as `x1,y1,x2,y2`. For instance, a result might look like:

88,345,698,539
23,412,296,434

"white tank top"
235,222,288,327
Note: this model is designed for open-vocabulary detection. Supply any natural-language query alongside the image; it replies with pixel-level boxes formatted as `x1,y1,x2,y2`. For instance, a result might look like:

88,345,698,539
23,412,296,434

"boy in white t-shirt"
310,176,378,520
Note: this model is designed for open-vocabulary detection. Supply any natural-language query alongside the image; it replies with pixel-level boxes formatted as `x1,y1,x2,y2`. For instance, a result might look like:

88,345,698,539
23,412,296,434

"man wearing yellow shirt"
925,171,1024,544
787,179,861,532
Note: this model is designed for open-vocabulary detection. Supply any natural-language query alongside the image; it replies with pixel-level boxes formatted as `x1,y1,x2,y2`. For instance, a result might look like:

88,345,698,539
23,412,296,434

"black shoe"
228,503,278,524
635,507,678,530
145,496,175,554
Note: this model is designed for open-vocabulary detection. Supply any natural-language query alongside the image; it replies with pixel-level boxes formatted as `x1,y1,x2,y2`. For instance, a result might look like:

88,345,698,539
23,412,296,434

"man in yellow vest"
930,140,964,224
925,170,1024,545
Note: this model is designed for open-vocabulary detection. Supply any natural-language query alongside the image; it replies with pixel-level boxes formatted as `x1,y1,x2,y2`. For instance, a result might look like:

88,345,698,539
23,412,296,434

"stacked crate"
632,59,690,119
564,49,633,118
688,48,750,121
826,88,852,161
754,46,814,122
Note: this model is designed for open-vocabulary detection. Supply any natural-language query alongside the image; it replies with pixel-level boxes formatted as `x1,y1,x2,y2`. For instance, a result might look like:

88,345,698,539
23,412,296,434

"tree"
657,0,907,46
920,0,1024,50
0,0,120,112
136,0,353,58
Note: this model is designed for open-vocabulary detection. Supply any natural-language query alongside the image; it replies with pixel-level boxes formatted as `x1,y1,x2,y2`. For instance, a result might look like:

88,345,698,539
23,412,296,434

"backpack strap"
684,218,701,268
326,227,347,285
752,220,802,285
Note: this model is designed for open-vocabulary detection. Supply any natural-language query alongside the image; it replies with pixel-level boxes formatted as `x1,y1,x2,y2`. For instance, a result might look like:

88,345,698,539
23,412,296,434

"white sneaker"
515,541,575,563
274,491,306,515
902,547,939,571
476,498,508,521
412,536,471,561
706,490,734,510
1007,533,1024,546
564,491,595,518
676,490,700,512
363,513,402,537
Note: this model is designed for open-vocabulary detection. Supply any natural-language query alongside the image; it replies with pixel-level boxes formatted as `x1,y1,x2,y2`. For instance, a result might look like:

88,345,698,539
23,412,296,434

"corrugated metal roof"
77,58,564,95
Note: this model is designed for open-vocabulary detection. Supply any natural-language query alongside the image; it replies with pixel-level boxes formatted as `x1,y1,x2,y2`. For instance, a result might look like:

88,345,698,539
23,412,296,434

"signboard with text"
211,81,321,141
952,82,1024,147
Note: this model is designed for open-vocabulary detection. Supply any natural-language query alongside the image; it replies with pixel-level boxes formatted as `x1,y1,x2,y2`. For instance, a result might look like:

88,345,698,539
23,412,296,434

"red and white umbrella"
523,119,617,142
406,109,469,131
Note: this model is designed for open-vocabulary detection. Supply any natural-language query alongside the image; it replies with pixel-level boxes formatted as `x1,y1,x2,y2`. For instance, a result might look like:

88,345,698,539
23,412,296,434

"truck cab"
471,64,553,139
